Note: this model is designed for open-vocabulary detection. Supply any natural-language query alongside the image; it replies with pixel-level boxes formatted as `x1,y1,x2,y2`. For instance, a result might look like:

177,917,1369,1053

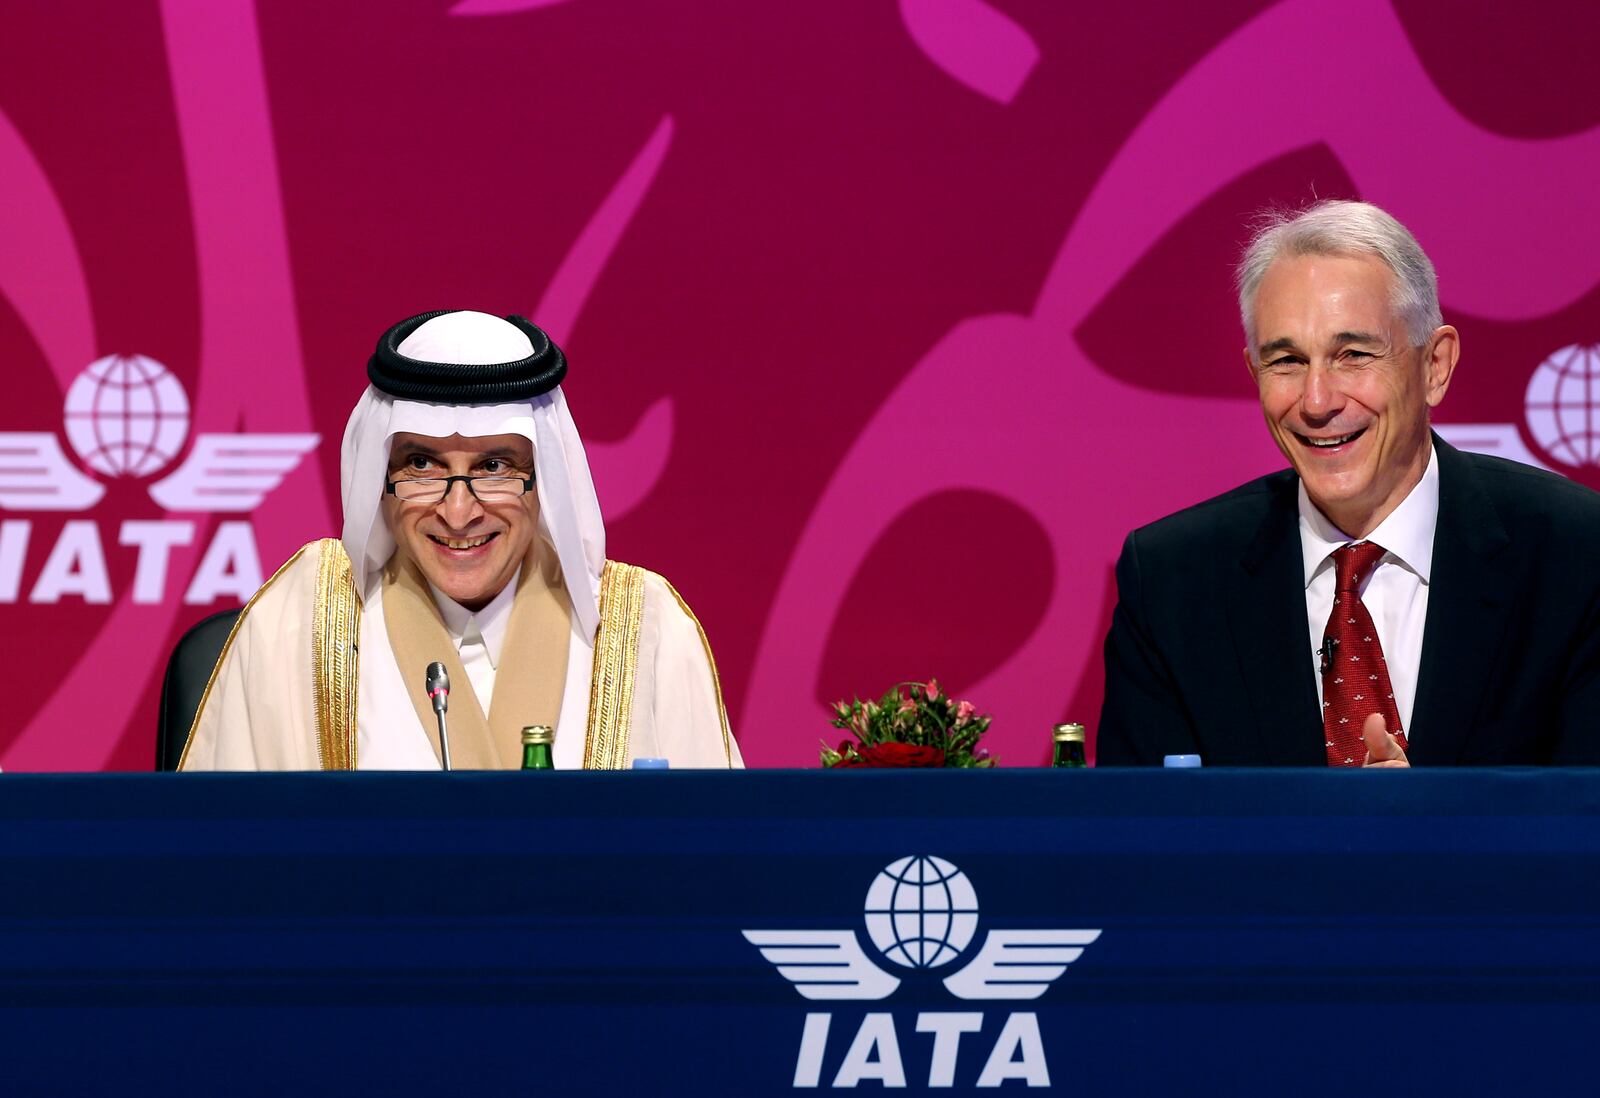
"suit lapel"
1408,438,1512,765
1226,476,1325,765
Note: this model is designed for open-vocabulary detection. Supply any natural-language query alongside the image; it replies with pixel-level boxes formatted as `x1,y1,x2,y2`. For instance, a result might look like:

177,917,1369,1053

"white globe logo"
63,354,191,477
1525,344,1600,469
863,855,979,969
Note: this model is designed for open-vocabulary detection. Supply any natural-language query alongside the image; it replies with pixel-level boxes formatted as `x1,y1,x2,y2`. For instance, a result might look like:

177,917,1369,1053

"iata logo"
744,856,1100,1089
1524,344,1600,472
0,354,316,604
1437,343,1600,489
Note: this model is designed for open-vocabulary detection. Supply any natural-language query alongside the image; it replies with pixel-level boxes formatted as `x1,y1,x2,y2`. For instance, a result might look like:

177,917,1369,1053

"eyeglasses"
385,474,536,504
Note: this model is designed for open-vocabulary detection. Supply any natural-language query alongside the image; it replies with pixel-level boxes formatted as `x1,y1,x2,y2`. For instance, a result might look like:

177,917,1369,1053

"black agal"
368,311,567,402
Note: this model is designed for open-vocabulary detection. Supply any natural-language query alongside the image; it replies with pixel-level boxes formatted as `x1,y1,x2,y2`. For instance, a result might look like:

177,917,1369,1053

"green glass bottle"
1051,723,1087,768
520,725,555,770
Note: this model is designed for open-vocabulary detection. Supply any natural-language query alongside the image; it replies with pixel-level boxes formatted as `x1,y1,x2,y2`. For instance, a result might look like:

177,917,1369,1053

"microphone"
425,661,453,771
1318,636,1340,676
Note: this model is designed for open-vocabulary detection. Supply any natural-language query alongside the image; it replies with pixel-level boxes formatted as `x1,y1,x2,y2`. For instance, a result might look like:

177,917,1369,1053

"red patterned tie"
1321,541,1407,767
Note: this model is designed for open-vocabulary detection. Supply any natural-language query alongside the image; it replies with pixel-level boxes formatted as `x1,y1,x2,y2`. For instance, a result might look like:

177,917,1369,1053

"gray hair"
1235,200,1442,358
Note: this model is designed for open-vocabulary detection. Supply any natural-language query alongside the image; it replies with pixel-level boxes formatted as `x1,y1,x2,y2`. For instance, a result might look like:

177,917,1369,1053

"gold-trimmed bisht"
583,560,646,769
177,540,324,771
311,538,361,769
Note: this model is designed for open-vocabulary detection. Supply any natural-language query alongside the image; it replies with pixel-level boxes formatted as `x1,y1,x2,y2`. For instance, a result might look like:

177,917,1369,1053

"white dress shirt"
1300,446,1439,738
429,566,520,712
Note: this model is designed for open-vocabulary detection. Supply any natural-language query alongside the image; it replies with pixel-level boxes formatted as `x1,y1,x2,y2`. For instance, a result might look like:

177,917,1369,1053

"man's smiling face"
381,431,538,610
1248,252,1457,538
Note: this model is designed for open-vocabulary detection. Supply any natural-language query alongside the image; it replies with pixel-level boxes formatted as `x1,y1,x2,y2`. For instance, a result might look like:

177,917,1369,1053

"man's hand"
1361,713,1410,768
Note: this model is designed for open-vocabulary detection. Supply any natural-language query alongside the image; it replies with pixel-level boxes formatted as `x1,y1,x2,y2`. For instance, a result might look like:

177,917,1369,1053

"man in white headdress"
181,310,741,770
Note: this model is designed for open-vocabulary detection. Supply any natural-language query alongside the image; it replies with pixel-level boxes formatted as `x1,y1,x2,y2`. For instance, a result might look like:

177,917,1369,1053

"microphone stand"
436,707,453,771
426,661,453,771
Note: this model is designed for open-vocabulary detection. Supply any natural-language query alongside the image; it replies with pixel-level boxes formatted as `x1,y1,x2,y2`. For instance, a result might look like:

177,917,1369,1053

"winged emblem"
0,429,319,514
1434,423,1552,473
0,433,105,511
148,433,320,512
743,856,1101,1003
939,929,1101,1000
0,352,319,514
742,930,902,1001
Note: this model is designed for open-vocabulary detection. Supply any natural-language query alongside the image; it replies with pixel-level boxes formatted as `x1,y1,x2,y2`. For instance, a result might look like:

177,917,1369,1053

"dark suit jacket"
1096,436,1600,765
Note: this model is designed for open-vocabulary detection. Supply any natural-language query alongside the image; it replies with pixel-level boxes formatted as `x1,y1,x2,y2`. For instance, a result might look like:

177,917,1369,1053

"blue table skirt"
1,770,1596,1095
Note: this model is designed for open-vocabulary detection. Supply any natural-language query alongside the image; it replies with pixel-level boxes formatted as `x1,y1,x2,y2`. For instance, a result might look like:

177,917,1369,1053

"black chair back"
156,609,241,771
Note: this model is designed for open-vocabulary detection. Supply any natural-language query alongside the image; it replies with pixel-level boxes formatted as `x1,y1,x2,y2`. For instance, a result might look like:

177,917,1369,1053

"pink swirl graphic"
1,0,677,769
741,0,1600,766
0,112,93,389
898,0,1039,105
3,0,1597,771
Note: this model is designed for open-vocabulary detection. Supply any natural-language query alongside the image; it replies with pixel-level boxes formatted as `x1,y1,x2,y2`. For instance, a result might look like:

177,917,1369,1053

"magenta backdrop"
2,0,1598,771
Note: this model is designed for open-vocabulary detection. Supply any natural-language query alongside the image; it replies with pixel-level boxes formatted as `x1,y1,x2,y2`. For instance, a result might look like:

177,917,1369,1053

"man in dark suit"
1096,200,1600,767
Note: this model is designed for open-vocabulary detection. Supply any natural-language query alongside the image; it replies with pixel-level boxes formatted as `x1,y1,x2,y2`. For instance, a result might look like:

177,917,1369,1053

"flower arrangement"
821,679,996,768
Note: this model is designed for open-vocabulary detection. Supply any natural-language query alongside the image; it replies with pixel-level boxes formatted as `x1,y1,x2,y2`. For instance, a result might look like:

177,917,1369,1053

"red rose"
854,743,946,768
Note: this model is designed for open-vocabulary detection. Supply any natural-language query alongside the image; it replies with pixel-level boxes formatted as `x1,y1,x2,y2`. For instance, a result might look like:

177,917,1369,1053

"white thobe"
181,546,742,771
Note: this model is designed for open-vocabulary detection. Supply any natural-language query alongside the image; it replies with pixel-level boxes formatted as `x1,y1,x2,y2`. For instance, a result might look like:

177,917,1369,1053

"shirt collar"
429,567,520,669
1298,443,1439,588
